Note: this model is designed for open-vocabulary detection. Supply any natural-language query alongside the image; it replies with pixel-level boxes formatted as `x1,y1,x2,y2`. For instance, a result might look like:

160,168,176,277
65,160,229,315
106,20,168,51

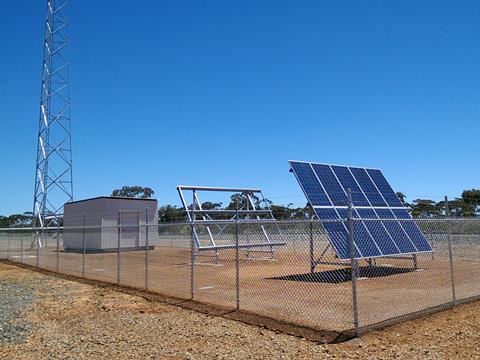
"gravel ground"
1,261,480,359
0,280,35,344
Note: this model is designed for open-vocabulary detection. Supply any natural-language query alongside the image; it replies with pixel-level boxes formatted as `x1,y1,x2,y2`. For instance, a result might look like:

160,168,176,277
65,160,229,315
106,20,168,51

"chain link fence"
1,216,479,336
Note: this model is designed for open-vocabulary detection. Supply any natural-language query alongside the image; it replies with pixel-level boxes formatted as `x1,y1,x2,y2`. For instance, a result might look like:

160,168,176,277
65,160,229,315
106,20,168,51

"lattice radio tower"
33,0,73,230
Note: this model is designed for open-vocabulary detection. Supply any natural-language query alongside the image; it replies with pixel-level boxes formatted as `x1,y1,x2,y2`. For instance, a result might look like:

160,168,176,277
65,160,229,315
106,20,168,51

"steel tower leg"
33,0,73,242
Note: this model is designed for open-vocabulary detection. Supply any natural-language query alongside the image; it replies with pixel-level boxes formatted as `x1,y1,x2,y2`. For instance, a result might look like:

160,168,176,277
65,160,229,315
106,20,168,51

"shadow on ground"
268,266,416,284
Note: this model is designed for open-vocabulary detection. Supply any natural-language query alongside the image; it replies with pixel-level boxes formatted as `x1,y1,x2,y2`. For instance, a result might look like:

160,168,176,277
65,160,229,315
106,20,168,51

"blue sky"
1,0,479,214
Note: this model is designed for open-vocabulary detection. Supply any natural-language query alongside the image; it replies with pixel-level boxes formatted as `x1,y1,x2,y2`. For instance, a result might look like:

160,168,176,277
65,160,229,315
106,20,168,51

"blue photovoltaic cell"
349,168,387,207
315,208,340,220
311,164,348,206
290,161,432,260
392,209,432,252
367,169,404,207
356,208,400,255
375,209,417,253
335,208,350,219
336,208,381,258
314,208,350,259
290,162,331,206
331,166,370,206
390,209,410,219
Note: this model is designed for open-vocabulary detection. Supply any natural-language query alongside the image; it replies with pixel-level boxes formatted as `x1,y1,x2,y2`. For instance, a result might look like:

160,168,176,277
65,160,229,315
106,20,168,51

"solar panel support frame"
177,185,286,262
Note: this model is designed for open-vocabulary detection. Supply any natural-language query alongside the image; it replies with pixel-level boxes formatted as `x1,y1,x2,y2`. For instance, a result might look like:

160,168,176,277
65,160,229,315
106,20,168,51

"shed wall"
63,199,103,250
102,198,158,250
63,197,158,251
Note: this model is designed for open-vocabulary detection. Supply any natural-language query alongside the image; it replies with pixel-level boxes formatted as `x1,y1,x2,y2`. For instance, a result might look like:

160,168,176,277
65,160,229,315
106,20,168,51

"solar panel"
311,164,348,206
349,167,387,207
290,160,432,260
367,169,404,207
290,162,331,206
314,208,352,259
331,165,370,206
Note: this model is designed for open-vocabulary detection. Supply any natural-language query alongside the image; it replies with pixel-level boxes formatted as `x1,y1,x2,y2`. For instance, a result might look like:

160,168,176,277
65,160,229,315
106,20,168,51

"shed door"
120,211,140,247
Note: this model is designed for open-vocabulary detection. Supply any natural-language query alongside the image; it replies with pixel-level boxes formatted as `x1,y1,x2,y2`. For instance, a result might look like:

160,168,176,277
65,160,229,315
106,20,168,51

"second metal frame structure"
177,186,286,262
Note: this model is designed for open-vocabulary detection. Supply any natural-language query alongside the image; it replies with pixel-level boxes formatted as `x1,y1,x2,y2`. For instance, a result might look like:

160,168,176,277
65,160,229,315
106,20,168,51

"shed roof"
65,196,157,205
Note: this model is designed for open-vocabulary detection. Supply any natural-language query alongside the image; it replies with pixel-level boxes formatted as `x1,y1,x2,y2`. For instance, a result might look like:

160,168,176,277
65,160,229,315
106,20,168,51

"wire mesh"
83,223,118,284
36,228,60,272
191,222,238,310
448,219,480,300
147,223,192,299
238,220,354,332
355,218,454,328
1,217,479,335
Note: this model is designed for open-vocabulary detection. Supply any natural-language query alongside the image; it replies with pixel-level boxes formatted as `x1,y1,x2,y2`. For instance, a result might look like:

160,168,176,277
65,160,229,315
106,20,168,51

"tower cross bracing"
33,0,73,230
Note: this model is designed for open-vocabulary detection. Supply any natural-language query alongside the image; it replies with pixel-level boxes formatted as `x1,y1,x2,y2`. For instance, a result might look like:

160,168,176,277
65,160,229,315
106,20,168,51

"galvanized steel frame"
33,0,73,237
176,185,286,257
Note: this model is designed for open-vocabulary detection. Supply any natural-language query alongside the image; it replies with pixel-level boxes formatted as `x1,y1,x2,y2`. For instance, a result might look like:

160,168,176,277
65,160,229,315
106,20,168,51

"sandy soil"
11,245,480,333
1,261,480,359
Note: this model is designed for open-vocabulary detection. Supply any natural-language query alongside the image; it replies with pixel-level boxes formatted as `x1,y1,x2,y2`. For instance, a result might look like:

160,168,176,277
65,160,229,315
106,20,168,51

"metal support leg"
413,254,418,270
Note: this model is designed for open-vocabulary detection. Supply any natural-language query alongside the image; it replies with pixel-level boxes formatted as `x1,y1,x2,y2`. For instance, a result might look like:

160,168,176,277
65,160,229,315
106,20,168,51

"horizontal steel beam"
191,219,279,225
198,241,286,251
177,185,262,193
382,255,417,260
192,210,272,215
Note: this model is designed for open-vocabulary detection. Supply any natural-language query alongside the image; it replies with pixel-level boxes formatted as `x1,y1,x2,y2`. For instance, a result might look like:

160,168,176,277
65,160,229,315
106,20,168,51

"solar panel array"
289,161,432,260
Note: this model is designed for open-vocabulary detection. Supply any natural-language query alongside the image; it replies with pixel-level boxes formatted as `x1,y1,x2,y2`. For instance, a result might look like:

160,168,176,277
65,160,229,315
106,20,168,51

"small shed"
63,197,158,252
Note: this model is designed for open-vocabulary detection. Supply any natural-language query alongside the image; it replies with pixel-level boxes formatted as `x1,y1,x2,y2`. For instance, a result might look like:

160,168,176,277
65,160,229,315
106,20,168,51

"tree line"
1,186,479,227
397,189,480,218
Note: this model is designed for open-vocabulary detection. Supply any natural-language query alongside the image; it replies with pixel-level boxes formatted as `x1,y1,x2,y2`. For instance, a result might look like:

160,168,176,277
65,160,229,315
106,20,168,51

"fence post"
445,196,456,305
117,210,121,285
36,230,40,268
145,207,149,291
309,220,315,273
56,222,60,274
235,199,240,310
82,213,86,278
20,230,24,264
190,190,196,300
7,230,10,260
44,228,48,263
347,188,360,338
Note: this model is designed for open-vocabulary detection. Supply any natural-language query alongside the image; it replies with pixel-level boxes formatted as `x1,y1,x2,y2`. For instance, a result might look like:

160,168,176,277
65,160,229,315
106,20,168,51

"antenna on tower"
33,0,73,239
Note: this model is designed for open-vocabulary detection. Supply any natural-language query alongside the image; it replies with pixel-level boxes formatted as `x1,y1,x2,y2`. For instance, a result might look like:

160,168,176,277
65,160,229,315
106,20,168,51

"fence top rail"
0,226,61,232
1,217,480,232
